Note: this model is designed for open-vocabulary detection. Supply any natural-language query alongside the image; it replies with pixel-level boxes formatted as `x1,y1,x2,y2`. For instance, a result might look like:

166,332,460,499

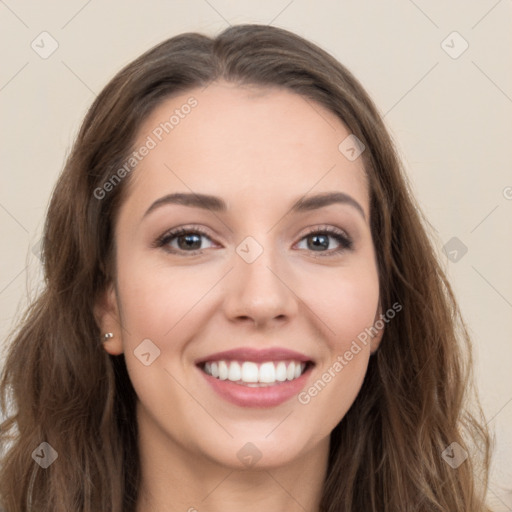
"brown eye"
175,233,203,250
155,227,216,255
296,227,353,255
306,233,330,251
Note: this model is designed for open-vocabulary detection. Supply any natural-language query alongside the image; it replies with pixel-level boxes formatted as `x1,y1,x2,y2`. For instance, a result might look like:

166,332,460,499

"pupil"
179,234,201,250
309,234,328,251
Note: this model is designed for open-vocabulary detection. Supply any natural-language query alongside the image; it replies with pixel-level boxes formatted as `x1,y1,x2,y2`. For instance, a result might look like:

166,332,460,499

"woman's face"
97,81,382,469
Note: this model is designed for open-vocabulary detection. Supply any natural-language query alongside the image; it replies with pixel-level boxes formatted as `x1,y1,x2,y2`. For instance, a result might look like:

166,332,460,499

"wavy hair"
0,24,492,511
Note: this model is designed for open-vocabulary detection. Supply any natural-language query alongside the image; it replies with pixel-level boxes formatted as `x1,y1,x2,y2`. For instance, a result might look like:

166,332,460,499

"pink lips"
195,347,312,365
195,347,314,408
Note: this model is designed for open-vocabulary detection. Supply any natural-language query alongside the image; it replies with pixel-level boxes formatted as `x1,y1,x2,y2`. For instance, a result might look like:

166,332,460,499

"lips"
195,347,313,365
195,347,315,407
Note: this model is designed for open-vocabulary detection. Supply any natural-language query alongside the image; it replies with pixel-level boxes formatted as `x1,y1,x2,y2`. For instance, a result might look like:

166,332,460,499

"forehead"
123,81,369,218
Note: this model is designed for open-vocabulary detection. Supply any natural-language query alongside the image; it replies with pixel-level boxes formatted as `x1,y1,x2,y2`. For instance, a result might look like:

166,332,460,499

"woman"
0,24,492,511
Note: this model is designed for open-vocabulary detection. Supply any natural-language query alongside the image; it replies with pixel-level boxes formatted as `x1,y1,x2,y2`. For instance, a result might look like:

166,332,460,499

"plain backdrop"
1,0,511,508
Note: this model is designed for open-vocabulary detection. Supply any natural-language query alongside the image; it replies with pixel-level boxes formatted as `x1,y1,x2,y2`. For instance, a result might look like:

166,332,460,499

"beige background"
1,0,511,508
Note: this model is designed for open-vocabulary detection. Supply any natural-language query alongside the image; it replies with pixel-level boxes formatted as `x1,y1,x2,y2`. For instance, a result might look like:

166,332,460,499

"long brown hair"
0,24,492,511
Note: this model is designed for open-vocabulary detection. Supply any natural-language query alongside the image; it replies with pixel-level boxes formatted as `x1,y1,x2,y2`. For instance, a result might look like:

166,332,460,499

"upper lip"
195,347,314,365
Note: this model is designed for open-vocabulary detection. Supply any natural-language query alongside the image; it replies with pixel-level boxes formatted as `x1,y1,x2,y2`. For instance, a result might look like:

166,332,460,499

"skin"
95,81,383,512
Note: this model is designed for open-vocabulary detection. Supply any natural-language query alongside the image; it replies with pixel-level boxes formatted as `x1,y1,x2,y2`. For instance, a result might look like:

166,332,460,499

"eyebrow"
143,191,366,220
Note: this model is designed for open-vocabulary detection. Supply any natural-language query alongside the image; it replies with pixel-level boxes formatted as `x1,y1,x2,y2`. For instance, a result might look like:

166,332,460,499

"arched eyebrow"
143,191,366,221
291,192,366,220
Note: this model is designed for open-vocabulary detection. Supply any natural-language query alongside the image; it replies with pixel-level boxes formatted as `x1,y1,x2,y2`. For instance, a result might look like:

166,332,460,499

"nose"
222,241,299,328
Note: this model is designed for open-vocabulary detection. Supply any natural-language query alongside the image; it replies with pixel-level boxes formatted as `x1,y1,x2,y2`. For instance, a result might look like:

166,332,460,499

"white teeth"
259,362,275,383
218,360,228,380
275,362,287,382
202,360,308,385
286,362,295,381
228,361,241,381
241,362,259,383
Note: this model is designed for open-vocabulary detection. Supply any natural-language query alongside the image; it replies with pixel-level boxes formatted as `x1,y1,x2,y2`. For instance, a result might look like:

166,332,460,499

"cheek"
298,261,380,347
294,260,379,419
114,258,222,401
299,346,369,443
114,260,203,429
116,257,218,340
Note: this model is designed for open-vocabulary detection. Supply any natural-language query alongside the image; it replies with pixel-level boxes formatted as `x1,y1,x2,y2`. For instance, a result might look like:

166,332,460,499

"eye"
154,226,216,254
153,224,353,257
295,226,353,256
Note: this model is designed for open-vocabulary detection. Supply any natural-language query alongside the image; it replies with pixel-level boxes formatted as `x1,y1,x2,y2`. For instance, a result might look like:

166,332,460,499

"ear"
93,283,124,356
370,301,385,355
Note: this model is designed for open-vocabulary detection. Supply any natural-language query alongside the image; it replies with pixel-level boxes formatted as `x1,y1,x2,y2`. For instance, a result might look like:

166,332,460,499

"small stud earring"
103,332,114,342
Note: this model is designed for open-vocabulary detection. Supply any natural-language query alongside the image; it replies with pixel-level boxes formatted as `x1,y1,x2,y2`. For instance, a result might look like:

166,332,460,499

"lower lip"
198,365,313,408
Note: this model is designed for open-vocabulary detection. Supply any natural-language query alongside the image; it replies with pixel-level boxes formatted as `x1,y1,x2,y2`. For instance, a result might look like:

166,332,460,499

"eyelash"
153,224,353,257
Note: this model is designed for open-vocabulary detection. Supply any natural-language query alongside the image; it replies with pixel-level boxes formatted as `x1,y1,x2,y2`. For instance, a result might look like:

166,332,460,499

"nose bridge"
223,233,298,324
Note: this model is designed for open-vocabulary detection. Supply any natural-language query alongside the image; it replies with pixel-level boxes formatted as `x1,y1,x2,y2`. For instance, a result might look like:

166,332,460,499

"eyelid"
299,224,351,241
294,224,353,255
154,223,353,256
152,224,220,252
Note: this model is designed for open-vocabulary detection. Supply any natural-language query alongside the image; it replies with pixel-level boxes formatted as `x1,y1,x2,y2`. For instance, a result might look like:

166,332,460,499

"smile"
195,346,315,407
201,360,309,386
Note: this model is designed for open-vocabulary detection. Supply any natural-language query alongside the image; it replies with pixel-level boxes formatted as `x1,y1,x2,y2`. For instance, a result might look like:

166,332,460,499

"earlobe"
93,283,124,355
100,332,123,356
